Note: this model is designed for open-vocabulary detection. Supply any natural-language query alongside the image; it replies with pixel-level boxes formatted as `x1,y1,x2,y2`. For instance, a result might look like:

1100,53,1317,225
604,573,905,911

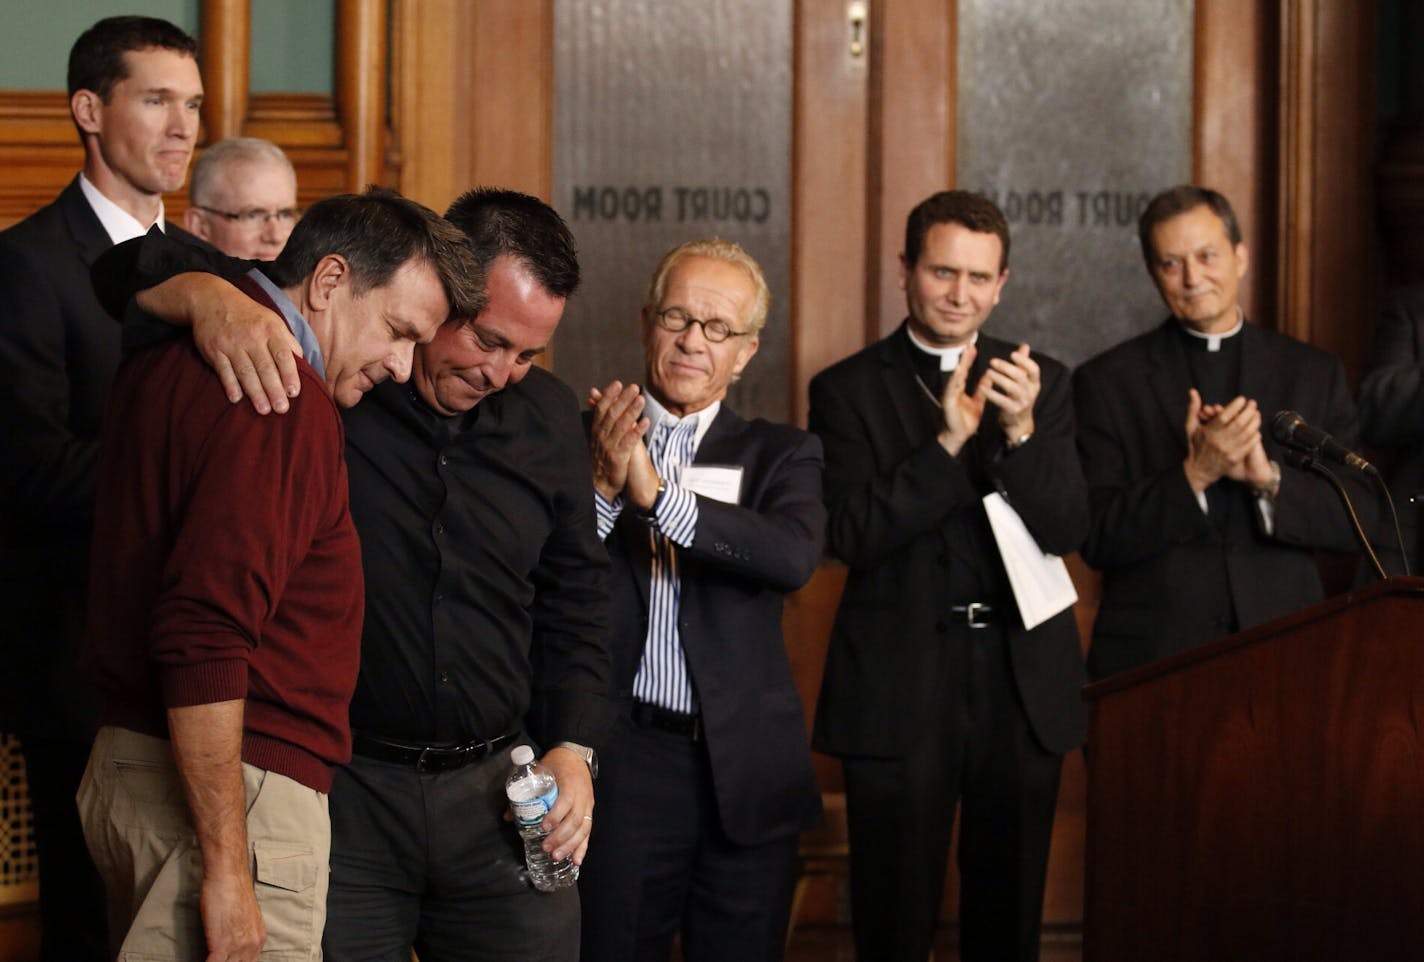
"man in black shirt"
95,188,612,962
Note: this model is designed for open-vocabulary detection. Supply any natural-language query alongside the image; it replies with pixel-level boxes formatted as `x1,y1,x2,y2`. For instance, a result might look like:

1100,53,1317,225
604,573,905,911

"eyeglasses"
654,307,752,343
195,205,301,229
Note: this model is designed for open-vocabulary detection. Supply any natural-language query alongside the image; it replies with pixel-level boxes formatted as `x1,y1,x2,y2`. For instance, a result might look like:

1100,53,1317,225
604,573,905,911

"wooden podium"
1082,577,1424,961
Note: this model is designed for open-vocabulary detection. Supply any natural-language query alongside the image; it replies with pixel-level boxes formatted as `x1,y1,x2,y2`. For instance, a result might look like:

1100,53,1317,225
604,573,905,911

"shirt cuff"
595,490,624,542
1255,495,1277,535
650,482,698,547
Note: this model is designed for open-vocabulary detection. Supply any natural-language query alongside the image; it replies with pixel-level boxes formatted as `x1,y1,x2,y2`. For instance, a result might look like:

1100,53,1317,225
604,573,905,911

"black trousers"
842,623,1063,962
19,733,107,962
322,742,579,962
579,718,799,962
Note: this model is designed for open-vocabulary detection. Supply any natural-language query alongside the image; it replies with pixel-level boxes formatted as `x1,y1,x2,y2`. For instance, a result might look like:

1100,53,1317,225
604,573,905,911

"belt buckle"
964,602,991,629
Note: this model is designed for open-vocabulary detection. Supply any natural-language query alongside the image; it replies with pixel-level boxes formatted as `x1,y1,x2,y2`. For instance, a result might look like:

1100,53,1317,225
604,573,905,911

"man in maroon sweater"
77,188,483,962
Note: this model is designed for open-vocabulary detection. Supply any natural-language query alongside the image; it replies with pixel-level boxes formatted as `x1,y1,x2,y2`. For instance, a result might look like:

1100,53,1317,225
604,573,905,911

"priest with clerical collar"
1073,184,1373,681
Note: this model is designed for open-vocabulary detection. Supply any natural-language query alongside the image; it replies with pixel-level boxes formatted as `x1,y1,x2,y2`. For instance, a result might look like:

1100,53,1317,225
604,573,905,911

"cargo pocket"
251,840,319,960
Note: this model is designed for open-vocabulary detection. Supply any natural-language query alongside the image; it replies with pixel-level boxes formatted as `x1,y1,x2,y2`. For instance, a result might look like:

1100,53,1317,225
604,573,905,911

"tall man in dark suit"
0,17,203,961
581,239,825,962
1075,184,1370,679
810,191,1088,962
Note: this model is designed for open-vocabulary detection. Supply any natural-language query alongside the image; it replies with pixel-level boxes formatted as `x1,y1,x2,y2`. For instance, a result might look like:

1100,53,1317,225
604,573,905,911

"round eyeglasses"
654,308,752,343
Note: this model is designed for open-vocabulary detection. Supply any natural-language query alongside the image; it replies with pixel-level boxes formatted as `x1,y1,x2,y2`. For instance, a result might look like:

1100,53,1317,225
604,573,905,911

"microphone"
1270,410,1376,473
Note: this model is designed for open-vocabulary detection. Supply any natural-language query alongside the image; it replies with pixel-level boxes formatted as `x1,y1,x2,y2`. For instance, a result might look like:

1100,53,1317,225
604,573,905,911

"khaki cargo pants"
77,726,330,961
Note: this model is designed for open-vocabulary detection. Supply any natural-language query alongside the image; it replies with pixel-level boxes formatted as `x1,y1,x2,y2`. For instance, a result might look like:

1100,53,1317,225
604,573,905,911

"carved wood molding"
1275,0,1378,376
0,91,354,226
0,91,80,145
1195,0,1274,330
791,0,871,428
1277,0,1317,345
245,93,344,147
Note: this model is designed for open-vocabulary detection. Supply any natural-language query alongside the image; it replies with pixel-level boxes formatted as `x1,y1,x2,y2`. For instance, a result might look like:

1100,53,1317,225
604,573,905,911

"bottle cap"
511,744,535,766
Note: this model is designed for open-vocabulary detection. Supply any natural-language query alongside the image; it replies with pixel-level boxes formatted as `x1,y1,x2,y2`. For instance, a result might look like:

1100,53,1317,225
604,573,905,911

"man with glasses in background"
581,239,824,962
184,136,299,260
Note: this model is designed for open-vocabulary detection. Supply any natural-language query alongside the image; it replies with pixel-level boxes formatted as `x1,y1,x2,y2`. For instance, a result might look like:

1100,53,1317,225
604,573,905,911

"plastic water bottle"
505,744,579,892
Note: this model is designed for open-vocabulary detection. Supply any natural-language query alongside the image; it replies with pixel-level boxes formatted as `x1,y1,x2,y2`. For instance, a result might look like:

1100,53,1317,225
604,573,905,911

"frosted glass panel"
957,0,1193,366
553,0,793,423
0,1,199,89
250,0,334,94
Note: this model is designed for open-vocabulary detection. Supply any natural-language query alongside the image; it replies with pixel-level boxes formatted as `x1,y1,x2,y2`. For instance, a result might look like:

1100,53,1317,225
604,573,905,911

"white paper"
982,492,1078,630
680,465,743,504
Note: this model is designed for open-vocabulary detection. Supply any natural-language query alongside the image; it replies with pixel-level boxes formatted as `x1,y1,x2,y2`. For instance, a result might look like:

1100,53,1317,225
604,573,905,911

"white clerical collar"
1178,310,1244,353
643,392,719,452
907,326,977,371
78,172,166,245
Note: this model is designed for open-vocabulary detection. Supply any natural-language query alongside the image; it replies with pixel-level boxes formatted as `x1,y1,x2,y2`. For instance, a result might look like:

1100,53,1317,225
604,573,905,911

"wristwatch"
553,741,599,780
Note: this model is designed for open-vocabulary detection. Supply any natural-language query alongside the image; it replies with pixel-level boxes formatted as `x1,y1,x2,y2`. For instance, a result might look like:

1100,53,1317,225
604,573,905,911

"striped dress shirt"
595,399,719,713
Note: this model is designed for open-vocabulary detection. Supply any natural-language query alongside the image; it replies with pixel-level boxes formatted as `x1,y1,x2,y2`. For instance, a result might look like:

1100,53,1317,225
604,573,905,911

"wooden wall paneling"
389,0,474,214
1276,0,1378,378
0,93,82,227
468,0,554,202
1277,0,1317,347
870,0,954,339
199,0,250,142
791,0,872,427
1194,0,1274,331
336,0,391,192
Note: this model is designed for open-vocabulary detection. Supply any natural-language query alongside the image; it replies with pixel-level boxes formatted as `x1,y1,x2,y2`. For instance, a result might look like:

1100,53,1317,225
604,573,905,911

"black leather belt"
948,602,995,628
351,730,518,773
631,701,702,741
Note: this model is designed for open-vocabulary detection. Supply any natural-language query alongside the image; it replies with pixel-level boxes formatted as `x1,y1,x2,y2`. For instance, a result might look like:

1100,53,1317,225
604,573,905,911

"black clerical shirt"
340,369,615,750
900,328,1006,604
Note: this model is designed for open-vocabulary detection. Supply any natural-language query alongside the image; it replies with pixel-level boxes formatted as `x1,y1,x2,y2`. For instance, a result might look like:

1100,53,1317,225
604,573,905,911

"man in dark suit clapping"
809,190,1089,962
581,239,825,962
1074,185,1370,679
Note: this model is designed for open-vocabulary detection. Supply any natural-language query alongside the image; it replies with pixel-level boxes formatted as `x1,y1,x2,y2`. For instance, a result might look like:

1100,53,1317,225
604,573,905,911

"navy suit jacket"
599,403,825,846
1074,319,1371,679
809,327,1089,760
0,176,198,735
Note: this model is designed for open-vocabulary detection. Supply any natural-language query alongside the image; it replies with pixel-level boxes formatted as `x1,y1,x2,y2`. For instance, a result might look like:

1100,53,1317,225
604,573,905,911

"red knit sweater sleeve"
151,364,346,709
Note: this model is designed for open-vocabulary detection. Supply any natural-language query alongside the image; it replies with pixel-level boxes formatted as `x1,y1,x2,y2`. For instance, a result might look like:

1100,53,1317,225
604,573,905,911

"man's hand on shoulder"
138,273,302,415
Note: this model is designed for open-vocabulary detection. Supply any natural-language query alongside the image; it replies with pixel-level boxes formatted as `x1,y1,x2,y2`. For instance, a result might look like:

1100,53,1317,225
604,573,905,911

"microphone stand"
1374,473,1412,577
1280,448,1388,581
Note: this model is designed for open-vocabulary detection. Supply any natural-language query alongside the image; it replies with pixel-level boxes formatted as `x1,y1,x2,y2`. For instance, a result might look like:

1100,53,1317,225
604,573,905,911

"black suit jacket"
599,404,825,847
1074,319,1370,679
808,326,1089,759
0,177,196,735
1358,284,1424,574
